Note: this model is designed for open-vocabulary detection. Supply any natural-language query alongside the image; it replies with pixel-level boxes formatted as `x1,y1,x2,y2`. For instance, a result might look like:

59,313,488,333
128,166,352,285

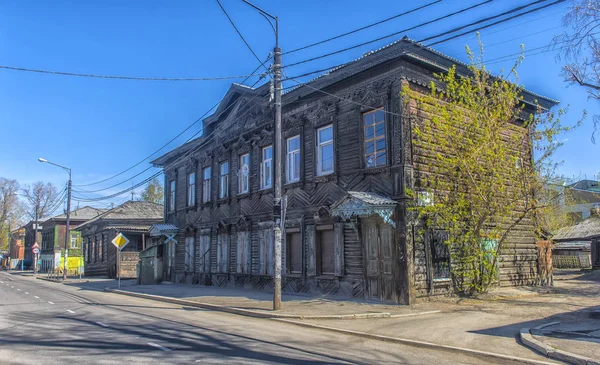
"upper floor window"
363,109,386,168
187,172,196,206
317,125,334,176
169,180,176,211
202,167,211,203
219,161,229,199
261,146,273,189
287,135,301,183
239,153,250,194
70,234,78,249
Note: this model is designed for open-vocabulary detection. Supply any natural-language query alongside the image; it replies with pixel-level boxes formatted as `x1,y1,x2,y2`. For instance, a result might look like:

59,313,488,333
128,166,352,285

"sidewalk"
106,283,440,319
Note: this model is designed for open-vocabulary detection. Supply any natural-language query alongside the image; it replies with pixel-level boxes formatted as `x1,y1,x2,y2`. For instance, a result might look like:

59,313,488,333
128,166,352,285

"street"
0,272,529,365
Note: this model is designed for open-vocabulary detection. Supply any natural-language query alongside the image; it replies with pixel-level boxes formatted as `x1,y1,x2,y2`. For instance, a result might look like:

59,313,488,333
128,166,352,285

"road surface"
0,271,531,364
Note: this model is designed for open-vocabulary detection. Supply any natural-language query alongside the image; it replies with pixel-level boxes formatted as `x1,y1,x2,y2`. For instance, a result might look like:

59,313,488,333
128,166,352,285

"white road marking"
48,301,55,305
16,289,20,291
66,310,75,314
95,322,109,328
25,292,29,295
34,296,40,299
147,342,172,352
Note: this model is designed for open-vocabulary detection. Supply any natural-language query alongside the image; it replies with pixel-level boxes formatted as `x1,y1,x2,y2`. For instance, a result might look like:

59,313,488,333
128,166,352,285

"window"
219,162,229,199
238,153,250,194
317,228,335,275
187,172,196,206
317,125,334,175
101,234,106,262
94,236,99,263
287,136,301,183
258,229,273,275
198,234,210,273
429,230,450,279
286,231,302,274
169,180,176,211
98,235,103,262
363,109,386,168
184,236,195,273
202,167,211,203
217,233,230,273
237,231,251,274
70,234,78,249
261,146,273,189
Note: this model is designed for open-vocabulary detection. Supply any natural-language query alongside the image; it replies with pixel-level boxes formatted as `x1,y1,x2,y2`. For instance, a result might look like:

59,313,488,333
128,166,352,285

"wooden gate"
362,217,395,301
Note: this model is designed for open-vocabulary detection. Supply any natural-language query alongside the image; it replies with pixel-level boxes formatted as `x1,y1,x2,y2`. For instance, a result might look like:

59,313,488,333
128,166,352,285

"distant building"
23,220,42,262
75,201,163,278
9,227,25,263
553,207,600,269
564,179,600,221
40,206,106,273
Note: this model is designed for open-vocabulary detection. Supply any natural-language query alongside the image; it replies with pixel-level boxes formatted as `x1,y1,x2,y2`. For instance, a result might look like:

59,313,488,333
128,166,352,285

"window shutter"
258,231,265,275
224,235,230,273
244,232,251,273
334,223,344,277
266,229,274,275
236,232,243,274
306,225,316,276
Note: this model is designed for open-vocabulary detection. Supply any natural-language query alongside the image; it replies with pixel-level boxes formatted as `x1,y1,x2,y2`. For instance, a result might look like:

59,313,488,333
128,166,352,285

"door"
363,217,395,302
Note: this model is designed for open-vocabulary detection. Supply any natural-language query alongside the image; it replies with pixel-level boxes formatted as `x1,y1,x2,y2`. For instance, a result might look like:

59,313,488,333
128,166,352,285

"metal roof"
149,223,179,237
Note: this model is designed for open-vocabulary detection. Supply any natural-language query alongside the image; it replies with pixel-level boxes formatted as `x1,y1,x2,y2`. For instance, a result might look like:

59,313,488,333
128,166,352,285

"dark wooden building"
152,37,558,304
76,201,163,278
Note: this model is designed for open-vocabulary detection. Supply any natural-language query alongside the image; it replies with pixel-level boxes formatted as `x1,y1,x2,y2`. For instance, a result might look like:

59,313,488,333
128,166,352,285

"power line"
426,0,566,46
283,0,444,55
0,65,262,81
76,90,270,201
215,0,270,72
282,0,494,69
75,58,270,188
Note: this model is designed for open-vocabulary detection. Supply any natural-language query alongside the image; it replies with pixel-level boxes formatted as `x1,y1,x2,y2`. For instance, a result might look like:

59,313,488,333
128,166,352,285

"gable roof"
74,200,164,231
553,216,600,242
41,206,106,224
283,37,559,109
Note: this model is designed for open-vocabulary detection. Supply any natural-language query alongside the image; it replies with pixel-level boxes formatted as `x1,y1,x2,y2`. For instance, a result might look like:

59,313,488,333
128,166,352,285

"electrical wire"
282,0,494,69
215,0,270,72
283,0,444,55
75,58,270,188
0,65,262,81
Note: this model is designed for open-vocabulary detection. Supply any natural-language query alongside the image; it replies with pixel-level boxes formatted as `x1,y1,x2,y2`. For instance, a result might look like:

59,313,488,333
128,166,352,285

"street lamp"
38,157,72,281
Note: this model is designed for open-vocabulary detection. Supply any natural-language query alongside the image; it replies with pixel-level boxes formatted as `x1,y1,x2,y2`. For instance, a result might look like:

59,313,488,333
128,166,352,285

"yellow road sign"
112,233,130,250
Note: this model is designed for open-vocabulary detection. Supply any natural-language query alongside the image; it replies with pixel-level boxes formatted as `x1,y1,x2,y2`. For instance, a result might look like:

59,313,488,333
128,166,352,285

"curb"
275,319,559,365
105,288,436,320
520,327,599,365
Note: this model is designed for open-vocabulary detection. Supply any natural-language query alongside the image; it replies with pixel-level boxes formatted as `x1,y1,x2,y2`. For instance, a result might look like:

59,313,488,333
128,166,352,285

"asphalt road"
0,271,531,365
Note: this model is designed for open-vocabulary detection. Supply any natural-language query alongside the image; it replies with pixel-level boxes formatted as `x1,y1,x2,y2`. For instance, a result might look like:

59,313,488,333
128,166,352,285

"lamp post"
241,0,282,311
38,158,72,281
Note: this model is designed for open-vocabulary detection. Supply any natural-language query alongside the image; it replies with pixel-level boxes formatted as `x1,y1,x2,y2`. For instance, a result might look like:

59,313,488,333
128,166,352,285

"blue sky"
0,0,597,209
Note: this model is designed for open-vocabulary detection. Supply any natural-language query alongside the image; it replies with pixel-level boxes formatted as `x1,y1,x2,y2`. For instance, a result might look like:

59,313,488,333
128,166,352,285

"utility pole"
34,201,38,275
241,0,282,310
64,177,71,281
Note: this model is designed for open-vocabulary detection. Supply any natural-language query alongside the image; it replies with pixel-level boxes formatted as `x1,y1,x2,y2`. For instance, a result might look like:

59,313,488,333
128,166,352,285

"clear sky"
0,0,597,210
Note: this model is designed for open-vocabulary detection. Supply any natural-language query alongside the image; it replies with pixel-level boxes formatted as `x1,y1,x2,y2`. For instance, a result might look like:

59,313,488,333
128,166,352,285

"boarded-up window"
184,236,195,273
286,231,302,274
318,228,335,275
429,230,450,279
217,233,230,273
94,236,99,263
237,231,251,274
198,234,210,273
258,229,273,275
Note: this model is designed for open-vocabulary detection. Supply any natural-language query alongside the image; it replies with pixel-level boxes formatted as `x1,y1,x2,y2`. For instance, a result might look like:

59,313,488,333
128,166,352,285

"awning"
149,223,179,237
331,191,397,227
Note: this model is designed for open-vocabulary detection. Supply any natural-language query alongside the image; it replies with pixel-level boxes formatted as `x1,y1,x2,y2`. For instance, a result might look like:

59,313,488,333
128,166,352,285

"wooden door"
363,217,395,302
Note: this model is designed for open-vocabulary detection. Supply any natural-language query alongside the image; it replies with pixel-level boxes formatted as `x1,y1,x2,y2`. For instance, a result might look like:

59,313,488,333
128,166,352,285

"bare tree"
554,0,600,141
0,178,24,251
21,182,61,221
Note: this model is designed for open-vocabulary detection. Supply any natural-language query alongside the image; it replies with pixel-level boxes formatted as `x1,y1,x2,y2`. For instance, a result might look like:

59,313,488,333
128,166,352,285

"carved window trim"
286,135,301,183
260,145,273,190
219,160,229,199
202,166,212,203
238,153,250,195
187,172,196,207
168,180,176,212
316,124,334,176
362,108,387,169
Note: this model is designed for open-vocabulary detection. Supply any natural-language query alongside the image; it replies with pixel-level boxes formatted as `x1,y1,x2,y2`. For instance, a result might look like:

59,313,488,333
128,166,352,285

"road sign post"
111,233,130,289
32,243,40,275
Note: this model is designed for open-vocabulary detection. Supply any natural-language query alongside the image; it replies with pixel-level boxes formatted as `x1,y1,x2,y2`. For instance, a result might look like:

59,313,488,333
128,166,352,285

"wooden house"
40,206,105,273
151,37,558,304
75,201,163,278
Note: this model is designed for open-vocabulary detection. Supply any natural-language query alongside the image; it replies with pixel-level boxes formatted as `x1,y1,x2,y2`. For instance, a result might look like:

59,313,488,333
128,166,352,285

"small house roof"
75,201,164,231
41,206,106,225
553,216,600,241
